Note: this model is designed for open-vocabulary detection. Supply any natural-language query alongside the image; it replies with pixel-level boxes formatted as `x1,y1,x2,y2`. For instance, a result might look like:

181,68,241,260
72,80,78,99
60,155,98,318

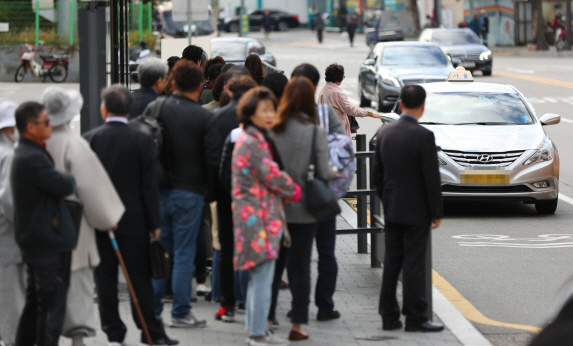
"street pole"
139,0,143,43
566,0,572,50
239,0,245,37
187,0,192,45
434,0,441,27
70,0,74,45
35,0,39,46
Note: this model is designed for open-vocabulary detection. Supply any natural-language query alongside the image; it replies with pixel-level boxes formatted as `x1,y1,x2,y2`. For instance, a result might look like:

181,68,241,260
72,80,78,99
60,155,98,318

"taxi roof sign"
448,66,474,82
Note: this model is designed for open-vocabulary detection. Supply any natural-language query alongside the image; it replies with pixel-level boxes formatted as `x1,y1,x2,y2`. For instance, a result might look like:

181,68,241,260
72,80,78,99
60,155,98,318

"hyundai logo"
477,154,493,163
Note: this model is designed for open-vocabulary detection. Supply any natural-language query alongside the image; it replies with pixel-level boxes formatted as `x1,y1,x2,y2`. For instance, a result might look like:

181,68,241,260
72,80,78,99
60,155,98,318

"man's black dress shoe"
317,310,341,321
382,320,402,330
405,320,444,332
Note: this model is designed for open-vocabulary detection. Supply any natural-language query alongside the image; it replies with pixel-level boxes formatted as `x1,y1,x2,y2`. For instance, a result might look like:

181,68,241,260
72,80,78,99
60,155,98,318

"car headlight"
479,50,492,60
523,137,554,166
382,76,400,88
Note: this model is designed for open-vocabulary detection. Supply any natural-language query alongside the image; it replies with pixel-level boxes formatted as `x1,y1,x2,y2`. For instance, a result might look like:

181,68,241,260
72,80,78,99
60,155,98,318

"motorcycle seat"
40,54,55,60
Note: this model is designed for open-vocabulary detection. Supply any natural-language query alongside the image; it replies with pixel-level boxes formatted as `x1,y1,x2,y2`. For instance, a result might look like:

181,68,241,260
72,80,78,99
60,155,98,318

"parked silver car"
390,69,560,214
358,42,454,112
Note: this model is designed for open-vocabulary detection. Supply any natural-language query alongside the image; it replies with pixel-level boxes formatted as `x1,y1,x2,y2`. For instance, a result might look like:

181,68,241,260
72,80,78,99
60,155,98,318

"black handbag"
305,126,341,221
349,115,360,132
63,199,83,233
150,237,170,280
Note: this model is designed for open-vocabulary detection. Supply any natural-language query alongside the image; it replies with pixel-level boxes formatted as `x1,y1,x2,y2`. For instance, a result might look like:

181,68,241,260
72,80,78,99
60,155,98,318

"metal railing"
337,134,385,268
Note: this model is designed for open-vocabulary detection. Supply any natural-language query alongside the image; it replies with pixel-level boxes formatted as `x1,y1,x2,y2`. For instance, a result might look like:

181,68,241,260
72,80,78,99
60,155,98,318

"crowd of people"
0,42,445,346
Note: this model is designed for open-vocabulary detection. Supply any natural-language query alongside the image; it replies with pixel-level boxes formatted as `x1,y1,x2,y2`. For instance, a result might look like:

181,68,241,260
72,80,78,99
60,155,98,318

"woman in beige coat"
42,87,125,346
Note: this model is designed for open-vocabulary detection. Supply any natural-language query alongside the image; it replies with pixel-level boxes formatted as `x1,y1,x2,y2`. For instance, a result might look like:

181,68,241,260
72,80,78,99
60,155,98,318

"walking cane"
108,230,154,346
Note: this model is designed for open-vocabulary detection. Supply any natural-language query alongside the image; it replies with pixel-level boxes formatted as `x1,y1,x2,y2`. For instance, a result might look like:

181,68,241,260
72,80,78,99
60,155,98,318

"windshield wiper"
454,122,512,125
419,122,449,125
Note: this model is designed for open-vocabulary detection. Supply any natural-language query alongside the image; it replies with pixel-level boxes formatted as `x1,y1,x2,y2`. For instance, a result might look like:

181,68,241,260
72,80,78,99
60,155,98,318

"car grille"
449,54,480,62
442,185,533,193
402,78,446,85
442,150,526,167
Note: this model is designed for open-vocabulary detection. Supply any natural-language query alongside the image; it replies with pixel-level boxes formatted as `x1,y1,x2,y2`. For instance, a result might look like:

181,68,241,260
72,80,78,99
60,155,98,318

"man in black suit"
373,85,444,332
83,85,178,346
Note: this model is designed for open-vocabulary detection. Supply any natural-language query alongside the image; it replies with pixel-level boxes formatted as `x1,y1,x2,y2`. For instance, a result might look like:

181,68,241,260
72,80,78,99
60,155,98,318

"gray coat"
270,114,336,224
0,133,19,266
46,125,125,271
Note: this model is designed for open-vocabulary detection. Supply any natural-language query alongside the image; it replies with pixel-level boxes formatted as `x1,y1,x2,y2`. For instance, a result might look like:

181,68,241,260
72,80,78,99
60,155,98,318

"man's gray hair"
101,84,132,116
137,57,168,88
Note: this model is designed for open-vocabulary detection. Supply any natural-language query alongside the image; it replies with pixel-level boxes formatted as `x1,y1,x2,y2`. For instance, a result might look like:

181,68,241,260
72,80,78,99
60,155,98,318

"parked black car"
364,10,405,46
225,9,300,32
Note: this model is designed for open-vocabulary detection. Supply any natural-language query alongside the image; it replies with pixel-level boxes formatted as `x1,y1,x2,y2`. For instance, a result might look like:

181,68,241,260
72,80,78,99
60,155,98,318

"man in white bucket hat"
0,101,24,346
42,87,126,346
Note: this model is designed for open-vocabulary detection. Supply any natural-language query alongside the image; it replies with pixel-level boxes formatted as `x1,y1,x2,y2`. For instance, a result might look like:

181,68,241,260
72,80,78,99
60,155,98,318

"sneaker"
236,302,246,314
139,336,179,346
196,283,211,296
215,306,235,322
279,280,289,289
246,335,290,346
317,310,341,321
205,291,212,302
170,312,207,328
109,343,124,346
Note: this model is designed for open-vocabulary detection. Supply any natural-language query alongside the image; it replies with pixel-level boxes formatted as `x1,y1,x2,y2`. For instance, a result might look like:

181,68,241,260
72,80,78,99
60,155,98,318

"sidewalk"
59,216,482,346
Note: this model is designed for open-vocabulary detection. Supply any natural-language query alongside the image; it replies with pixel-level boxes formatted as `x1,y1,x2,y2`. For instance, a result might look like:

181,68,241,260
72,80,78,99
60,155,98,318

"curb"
338,200,492,346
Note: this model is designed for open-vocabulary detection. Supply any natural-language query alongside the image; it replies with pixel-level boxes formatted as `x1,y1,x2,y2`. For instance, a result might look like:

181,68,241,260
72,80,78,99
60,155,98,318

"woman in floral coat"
232,87,301,346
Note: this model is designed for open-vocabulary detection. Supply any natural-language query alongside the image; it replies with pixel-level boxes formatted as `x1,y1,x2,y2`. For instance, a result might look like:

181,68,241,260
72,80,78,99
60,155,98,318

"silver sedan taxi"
391,67,561,214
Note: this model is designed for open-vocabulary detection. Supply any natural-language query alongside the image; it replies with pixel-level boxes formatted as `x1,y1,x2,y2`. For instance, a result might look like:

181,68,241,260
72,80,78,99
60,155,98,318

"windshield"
432,31,481,45
420,92,534,125
211,42,246,61
162,10,215,37
381,46,448,66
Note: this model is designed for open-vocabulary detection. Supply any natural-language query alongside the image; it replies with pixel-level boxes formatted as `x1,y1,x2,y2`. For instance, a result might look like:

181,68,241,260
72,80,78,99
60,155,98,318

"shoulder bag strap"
307,126,318,181
151,96,167,119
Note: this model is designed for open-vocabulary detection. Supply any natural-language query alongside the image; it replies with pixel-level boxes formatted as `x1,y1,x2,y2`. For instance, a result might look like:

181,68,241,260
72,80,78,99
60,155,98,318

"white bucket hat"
0,102,16,130
41,87,84,127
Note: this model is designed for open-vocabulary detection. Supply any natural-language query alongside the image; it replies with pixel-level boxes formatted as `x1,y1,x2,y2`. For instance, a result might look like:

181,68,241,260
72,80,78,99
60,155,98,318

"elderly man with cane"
83,85,178,346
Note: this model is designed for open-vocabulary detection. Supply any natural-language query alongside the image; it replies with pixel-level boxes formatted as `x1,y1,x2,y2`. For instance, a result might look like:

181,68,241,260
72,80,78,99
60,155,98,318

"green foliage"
129,30,157,49
0,29,67,45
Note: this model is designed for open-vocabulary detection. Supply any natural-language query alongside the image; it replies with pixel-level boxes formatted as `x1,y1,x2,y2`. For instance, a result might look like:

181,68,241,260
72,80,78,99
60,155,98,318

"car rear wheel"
277,21,289,32
228,22,239,32
359,84,371,107
535,198,558,214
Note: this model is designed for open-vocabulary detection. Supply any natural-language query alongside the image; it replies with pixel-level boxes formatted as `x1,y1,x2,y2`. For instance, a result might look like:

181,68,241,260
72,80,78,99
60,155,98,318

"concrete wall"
0,46,79,83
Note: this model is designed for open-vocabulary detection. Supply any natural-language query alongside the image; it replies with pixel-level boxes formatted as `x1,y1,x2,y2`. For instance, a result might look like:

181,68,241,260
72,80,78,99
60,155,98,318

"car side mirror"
451,58,462,67
364,58,376,66
539,113,561,126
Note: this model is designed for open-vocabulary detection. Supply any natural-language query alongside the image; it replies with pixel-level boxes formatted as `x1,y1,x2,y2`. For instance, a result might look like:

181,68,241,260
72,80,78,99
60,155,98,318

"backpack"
129,96,169,186
317,104,355,198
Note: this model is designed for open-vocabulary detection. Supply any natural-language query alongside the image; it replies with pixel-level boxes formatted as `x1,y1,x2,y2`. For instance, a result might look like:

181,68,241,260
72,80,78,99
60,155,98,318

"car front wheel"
359,83,371,107
277,21,289,31
228,22,239,32
535,198,558,214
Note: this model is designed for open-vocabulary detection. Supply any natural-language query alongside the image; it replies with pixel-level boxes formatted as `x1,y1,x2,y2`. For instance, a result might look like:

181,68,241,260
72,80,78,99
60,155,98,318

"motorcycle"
14,42,69,83
555,23,567,51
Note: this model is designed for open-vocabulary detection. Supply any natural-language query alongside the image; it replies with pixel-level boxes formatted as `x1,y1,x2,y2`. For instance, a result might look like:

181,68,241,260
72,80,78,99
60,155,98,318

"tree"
408,0,421,32
533,0,549,50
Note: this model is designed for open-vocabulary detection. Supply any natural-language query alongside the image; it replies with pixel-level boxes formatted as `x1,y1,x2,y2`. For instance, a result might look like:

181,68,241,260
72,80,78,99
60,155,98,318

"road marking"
452,234,573,248
493,71,573,89
506,68,535,74
433,270,543,334
559,193,573,205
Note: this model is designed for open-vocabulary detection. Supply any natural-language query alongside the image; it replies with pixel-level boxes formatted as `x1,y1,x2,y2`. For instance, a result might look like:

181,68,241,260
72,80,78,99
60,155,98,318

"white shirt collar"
106,116,128,124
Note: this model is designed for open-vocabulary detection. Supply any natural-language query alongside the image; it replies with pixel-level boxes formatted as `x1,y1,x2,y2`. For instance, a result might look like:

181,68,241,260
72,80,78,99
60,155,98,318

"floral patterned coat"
232,126,300,271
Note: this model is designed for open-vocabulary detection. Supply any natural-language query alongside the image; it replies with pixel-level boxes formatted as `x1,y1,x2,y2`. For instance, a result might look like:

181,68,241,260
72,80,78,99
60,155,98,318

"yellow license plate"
460,170,510,184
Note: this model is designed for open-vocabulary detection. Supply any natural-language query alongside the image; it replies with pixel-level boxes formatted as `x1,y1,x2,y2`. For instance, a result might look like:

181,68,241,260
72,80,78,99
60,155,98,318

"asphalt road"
2,29,573,346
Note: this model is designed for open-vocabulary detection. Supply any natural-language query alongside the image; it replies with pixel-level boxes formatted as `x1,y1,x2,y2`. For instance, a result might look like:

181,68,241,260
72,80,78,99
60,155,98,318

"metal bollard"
356,134,368,254
369,138,383,267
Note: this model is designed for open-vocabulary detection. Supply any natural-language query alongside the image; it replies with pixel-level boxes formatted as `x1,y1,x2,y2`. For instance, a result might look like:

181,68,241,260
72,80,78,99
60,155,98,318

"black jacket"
10,138,76,257
83,121,160,237
206,99,240,201
372,115,443,226
154,93,219,196
129,87,159,120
